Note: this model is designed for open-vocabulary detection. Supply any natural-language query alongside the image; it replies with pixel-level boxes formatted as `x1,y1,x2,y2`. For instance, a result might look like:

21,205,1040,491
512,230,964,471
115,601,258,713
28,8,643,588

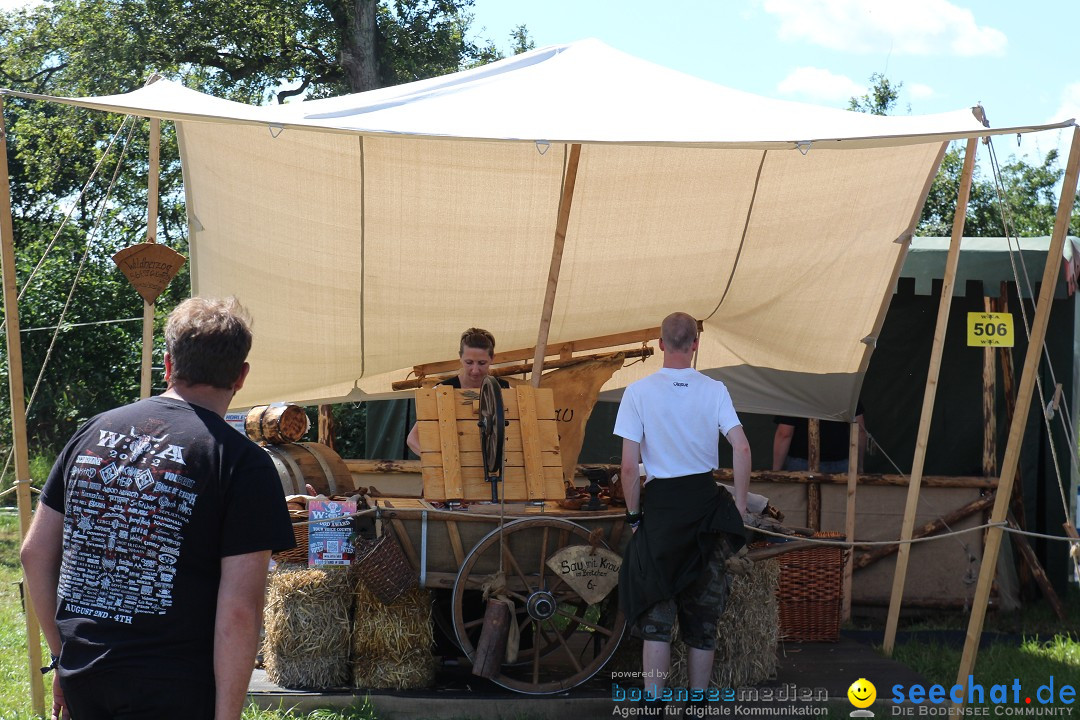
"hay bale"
351,584,436,690
263,564,352,689
668,557,780,689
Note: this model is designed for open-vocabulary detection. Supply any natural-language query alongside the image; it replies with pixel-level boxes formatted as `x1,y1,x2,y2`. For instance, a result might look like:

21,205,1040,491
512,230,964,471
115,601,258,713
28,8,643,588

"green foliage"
917,144,1080,238
0,2,528,464
509,24,535,55
848,72,904,116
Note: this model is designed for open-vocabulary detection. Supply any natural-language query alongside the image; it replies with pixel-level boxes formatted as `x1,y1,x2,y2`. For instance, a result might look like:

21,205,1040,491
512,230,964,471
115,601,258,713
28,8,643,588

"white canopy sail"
8,40,1074,419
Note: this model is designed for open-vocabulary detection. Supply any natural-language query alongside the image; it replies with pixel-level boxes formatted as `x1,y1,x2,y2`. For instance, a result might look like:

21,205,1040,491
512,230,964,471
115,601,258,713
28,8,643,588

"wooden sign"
967,312,1014,347
545,545,621,605
112,242,186,304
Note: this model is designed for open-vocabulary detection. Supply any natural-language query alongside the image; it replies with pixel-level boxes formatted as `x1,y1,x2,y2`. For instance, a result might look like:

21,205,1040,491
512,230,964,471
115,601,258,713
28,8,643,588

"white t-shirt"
613,367,742,481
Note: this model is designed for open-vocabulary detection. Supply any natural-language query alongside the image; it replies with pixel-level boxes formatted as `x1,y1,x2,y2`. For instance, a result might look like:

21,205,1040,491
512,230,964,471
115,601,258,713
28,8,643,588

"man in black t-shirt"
772,403,866,473
22,297,295,720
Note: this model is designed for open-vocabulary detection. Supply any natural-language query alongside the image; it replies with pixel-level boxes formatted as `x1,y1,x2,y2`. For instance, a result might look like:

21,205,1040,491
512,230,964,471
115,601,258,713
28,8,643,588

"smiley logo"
847,677,876,708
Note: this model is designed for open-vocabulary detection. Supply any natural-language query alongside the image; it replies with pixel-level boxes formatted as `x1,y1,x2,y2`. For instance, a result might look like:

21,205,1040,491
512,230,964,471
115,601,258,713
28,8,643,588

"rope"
0,114,134,337
985,139,1076,518
0,115,138,488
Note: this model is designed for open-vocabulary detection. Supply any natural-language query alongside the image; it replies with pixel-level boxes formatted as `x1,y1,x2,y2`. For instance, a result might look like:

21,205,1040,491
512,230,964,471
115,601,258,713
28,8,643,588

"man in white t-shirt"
615,312,750,709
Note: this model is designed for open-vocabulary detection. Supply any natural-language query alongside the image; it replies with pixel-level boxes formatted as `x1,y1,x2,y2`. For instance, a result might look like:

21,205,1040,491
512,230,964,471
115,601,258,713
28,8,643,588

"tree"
848,72,904,116
849,72,1080,238
0,1,522,459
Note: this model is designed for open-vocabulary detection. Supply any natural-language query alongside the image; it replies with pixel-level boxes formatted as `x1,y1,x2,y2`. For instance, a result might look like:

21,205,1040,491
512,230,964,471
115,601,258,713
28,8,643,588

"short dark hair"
165,297,253,389
459,327,496,358
661,312,698,352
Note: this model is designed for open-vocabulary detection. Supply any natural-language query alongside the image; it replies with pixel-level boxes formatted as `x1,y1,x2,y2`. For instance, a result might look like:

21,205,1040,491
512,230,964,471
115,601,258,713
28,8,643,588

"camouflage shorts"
633,534,735,650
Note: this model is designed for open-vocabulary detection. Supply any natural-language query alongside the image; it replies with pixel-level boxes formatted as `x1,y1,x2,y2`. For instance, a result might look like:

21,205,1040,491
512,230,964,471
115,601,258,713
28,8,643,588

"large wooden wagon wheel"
451,517,626,694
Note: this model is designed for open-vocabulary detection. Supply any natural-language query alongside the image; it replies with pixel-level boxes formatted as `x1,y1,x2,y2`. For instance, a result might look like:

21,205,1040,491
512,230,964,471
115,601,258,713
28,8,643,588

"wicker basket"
272,508,311,565
776,532,846,642
355,528,416,605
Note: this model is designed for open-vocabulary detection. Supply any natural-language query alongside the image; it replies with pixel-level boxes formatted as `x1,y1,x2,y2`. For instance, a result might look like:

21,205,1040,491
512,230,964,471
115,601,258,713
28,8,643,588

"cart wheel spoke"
543,618,583,673
553,607,614,637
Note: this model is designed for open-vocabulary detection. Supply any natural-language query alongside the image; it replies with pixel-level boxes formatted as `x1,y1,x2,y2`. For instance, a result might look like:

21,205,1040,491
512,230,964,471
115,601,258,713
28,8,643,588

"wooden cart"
369,378,630,695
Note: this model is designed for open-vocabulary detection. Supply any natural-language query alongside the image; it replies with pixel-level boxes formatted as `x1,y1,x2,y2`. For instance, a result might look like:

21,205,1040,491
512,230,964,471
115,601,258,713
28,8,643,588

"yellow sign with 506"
967,312,1014,347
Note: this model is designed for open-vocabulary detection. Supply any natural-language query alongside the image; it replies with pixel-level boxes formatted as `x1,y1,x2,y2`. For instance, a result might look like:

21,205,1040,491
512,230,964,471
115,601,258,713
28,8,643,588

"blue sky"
469,0,1080,164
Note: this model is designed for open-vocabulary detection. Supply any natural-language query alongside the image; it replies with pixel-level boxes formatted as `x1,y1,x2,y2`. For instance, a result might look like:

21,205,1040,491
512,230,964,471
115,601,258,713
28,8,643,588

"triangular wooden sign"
112,243,186,304
545,545,622,605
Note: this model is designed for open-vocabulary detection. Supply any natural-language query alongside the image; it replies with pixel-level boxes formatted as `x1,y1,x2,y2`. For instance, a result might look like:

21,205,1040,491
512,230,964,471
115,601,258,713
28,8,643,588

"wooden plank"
955,126,1080,698
0,95,45,716
436,387,463,499
517,386,547,500
417,418,560,454
885,136,978,657
422,464,563,491
446,519,465,567
415,386,556,421
420,450,561,469
532,143,582,387
345,458,421,474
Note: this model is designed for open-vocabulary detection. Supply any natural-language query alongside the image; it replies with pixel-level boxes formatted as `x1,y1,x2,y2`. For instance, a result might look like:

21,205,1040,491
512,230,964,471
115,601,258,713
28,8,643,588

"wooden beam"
884,136,979,656
954,126,1080,701
713,468,996,488
1006,511,1065,620
0,94,46,716
140,117,160,399
854,492,995,569
531,143,582,387
843,422,859,621
393,346,652,391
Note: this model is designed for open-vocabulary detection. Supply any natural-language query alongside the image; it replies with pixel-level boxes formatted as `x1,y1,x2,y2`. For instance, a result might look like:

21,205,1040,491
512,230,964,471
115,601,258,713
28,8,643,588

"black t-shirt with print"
40,396,295,681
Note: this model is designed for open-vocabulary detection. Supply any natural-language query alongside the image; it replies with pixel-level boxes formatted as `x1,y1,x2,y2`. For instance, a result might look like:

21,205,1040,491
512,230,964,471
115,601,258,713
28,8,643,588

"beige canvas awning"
8,40,1073,419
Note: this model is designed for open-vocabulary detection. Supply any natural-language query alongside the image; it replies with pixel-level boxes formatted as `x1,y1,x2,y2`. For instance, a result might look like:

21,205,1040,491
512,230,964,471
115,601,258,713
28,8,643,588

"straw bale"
351,584,436,690
668,558,780,689
263,564,352,689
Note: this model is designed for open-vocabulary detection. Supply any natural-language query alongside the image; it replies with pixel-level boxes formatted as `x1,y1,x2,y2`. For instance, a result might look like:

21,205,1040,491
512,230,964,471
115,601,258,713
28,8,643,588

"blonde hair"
165,297,253,389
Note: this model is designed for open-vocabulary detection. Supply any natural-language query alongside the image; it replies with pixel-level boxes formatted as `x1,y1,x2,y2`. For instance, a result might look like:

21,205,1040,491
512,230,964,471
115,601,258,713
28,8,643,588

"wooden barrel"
262,442,352,497
246,404,310,444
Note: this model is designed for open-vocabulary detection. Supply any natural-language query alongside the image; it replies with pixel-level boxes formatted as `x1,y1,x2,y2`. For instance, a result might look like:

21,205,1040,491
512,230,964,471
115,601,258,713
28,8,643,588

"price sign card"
967,312,1014,347
308,499,356,567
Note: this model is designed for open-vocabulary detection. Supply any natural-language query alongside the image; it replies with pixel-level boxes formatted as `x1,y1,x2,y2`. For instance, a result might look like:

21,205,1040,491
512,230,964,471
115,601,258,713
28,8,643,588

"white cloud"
760,0,1007,57
908,83,935,100
777,67,865,103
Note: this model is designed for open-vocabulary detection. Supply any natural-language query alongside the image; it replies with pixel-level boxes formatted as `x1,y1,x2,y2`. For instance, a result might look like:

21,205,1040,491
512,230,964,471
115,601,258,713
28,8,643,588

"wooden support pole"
843,422,859,621
807,419,821,531
954,126,1080,700
140,117,160,399
531,143,581,388
884,136,979,656
0,93,46,716
982,297,997,477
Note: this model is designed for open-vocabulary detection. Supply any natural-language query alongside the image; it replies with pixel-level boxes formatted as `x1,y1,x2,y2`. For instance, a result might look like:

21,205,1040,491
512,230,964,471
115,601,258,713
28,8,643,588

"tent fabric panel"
359,136,564,378
545,144,763,343
178,121,366,406
705,143,942,378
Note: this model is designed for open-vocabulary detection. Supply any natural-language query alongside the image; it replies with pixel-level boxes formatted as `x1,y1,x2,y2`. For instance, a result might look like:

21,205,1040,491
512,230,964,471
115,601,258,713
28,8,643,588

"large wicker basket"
776,531,846,642
355,528,416,605
272,508,311,565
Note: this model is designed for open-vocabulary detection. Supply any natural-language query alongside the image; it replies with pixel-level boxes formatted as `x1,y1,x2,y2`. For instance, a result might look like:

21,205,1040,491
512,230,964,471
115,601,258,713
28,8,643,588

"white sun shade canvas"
10,40,1073,419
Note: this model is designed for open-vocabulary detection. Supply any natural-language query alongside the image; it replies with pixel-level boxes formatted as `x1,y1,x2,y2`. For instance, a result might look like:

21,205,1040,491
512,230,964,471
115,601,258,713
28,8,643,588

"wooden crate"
415,385,564,501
